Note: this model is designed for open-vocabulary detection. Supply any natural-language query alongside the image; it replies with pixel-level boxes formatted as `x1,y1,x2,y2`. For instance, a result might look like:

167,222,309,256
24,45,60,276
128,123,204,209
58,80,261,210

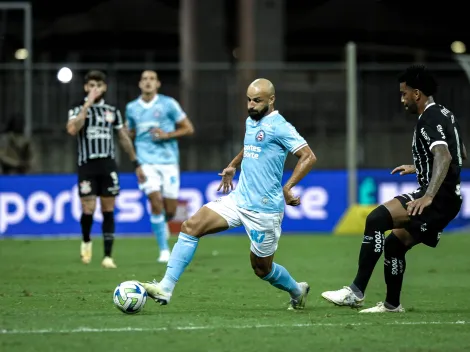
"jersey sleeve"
276,122,308,154
168,98,187,123
114,109,124,130
125,104,135,129
68,105,81,120
420,109,448,151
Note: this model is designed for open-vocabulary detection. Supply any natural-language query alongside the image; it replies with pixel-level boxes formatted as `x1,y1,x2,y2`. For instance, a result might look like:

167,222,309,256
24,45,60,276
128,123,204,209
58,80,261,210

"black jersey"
412,103,463,194
68,99,124,166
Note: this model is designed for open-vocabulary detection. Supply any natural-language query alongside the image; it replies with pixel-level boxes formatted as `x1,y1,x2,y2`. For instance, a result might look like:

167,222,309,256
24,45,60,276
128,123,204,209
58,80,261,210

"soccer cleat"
288,282,310,310
101,256,117,269
80,241,92,264
359,302,405,313
139,280,172,305
157,249,171,263
321,286,365,308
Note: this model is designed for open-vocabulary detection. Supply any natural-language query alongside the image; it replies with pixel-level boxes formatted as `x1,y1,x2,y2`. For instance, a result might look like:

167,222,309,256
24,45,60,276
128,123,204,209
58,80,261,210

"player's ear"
102,83,108,92
84,84,89,92
156,80,161,89
269,95,275,105
413,89,420,101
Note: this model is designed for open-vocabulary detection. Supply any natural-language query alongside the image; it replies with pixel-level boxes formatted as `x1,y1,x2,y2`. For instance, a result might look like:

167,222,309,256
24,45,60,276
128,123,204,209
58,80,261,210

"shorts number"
110,172,119,186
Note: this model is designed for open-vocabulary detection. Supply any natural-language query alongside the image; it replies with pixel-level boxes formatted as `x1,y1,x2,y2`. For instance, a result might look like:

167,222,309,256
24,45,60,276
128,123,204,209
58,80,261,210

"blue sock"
151,214,169,251
263,263,301,298
160,232,199,293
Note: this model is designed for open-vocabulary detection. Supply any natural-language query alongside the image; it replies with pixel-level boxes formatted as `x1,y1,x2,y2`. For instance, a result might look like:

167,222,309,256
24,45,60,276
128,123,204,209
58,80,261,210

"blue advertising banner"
0,170,468,236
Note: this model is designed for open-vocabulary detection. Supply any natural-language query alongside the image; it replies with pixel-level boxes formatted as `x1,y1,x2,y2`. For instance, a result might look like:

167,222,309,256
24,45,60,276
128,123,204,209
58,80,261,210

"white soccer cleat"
139,280,172,305
101,256,117,269
80,241,92,264
321,286,365,307
157,249,171,263
359,302,405,313
288,282,310,310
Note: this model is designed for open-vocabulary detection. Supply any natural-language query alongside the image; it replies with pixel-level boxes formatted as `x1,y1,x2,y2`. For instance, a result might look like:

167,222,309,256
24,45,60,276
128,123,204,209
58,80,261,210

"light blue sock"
151,214,169,251
262,263,301,298
160,232,199,293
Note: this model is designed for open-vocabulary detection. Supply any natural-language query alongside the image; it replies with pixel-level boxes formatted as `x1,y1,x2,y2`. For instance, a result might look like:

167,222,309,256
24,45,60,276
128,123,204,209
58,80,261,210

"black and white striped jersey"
68,98,124,166
412,102,463,193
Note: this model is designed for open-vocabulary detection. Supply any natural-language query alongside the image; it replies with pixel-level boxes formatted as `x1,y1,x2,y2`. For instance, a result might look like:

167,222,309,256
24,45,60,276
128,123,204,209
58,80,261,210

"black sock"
351,205,393,296
384,233,408,308
102,211,115,257
80,214,93,243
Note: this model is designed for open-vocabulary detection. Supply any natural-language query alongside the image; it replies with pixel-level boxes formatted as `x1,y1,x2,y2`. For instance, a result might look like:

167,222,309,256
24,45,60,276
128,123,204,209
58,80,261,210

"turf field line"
0,320,467,335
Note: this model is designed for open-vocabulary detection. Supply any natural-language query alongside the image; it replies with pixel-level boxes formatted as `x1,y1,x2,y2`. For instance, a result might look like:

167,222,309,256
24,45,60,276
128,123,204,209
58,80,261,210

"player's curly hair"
84,70,106,83
398,64,438,97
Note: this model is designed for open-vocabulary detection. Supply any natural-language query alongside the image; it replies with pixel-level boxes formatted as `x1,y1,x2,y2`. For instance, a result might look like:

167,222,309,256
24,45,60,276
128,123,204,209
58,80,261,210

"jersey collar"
138,94,159,108
418,102,436,119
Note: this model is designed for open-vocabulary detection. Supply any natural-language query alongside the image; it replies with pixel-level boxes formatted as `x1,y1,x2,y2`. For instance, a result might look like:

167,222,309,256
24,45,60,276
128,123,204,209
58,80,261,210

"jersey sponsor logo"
436,125,446,139
86,126,112,139
420,127,430,142
244,145,262,159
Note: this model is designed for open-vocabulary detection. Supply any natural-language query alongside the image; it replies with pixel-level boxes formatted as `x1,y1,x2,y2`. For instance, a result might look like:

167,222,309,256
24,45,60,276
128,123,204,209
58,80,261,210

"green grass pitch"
1,234,470,351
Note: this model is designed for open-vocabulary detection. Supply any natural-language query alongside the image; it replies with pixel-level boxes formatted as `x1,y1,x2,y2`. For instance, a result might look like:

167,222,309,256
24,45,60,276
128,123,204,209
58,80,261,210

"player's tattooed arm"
118,128,138,161
425,144,452,197
228,148,245,169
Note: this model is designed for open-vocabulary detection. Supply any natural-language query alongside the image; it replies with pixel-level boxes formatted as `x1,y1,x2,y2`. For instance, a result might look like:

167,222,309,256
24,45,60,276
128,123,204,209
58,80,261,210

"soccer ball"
113,281,148,314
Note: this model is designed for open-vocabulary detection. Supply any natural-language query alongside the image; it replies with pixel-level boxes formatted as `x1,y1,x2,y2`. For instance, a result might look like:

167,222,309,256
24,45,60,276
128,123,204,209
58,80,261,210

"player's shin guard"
351,205,393,296
160,233,199,293
151,213,169,251
80,213,93,242
102,211,115,257
262,263,302,298
384,233,409,308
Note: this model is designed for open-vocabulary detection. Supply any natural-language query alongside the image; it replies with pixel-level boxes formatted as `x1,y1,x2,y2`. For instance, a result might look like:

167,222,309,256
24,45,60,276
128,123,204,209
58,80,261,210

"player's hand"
283,187,301,206
135,166,146,184
86,87,101,106
151,128,171,141
217,167,236,194
391,164,416,175
406,195,433,216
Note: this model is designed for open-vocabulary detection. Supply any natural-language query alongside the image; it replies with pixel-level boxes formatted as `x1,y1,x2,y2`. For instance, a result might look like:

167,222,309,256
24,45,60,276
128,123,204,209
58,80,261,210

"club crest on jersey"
104,110,115,123
154,110,161,118
255,130,265,142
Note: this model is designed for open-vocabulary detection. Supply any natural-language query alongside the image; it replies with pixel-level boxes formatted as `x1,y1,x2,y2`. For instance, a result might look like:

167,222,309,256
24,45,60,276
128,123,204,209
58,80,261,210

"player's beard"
248,105,269,121
405,101,418,115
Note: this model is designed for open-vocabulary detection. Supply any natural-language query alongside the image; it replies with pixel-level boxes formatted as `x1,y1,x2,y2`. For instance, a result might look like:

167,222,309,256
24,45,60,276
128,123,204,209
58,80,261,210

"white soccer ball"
113,281,148,314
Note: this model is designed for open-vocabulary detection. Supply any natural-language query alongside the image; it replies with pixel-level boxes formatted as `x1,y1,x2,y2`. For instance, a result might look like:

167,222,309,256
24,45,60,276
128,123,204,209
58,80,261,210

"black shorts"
395,187,462,247
77,158,120,197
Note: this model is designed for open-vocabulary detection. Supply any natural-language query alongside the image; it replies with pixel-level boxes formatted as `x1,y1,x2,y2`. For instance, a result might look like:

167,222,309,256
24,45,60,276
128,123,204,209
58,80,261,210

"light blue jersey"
231,110,307,213
126,94,186,165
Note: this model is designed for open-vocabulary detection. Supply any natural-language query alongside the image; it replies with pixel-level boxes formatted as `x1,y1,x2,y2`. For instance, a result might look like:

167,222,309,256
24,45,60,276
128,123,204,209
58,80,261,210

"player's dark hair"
84,70,106,83
398,65,437,96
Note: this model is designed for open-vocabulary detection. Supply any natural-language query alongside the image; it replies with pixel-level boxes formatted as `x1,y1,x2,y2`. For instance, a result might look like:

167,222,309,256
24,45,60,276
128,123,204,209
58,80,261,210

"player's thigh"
98,161,120,197
185,196,242,237
139,164,162,196
390,228,416,248
385,189,426,228
158,164,180,200
239,209,283,258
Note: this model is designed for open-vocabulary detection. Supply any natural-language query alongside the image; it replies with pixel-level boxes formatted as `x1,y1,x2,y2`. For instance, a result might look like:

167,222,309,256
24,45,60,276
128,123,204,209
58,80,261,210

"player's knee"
252,263,271,278
365,205,393,231
180,217,202,237
81,199,96,214
384,233,409,257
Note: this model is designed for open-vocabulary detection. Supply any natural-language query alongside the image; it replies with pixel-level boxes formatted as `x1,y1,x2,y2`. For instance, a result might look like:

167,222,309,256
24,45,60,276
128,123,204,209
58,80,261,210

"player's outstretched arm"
283,146,317,206
217,148,244,194
153,117,195,140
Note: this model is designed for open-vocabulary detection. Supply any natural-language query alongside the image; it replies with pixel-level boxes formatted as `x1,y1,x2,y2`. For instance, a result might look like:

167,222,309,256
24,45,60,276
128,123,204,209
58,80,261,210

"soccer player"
322,65,467,313
126,70,194,263
140,78,317,309
67,70,145,268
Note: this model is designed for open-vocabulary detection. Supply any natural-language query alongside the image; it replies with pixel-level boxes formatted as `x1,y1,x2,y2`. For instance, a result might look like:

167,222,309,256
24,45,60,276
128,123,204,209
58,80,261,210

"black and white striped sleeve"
113,109,124,130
